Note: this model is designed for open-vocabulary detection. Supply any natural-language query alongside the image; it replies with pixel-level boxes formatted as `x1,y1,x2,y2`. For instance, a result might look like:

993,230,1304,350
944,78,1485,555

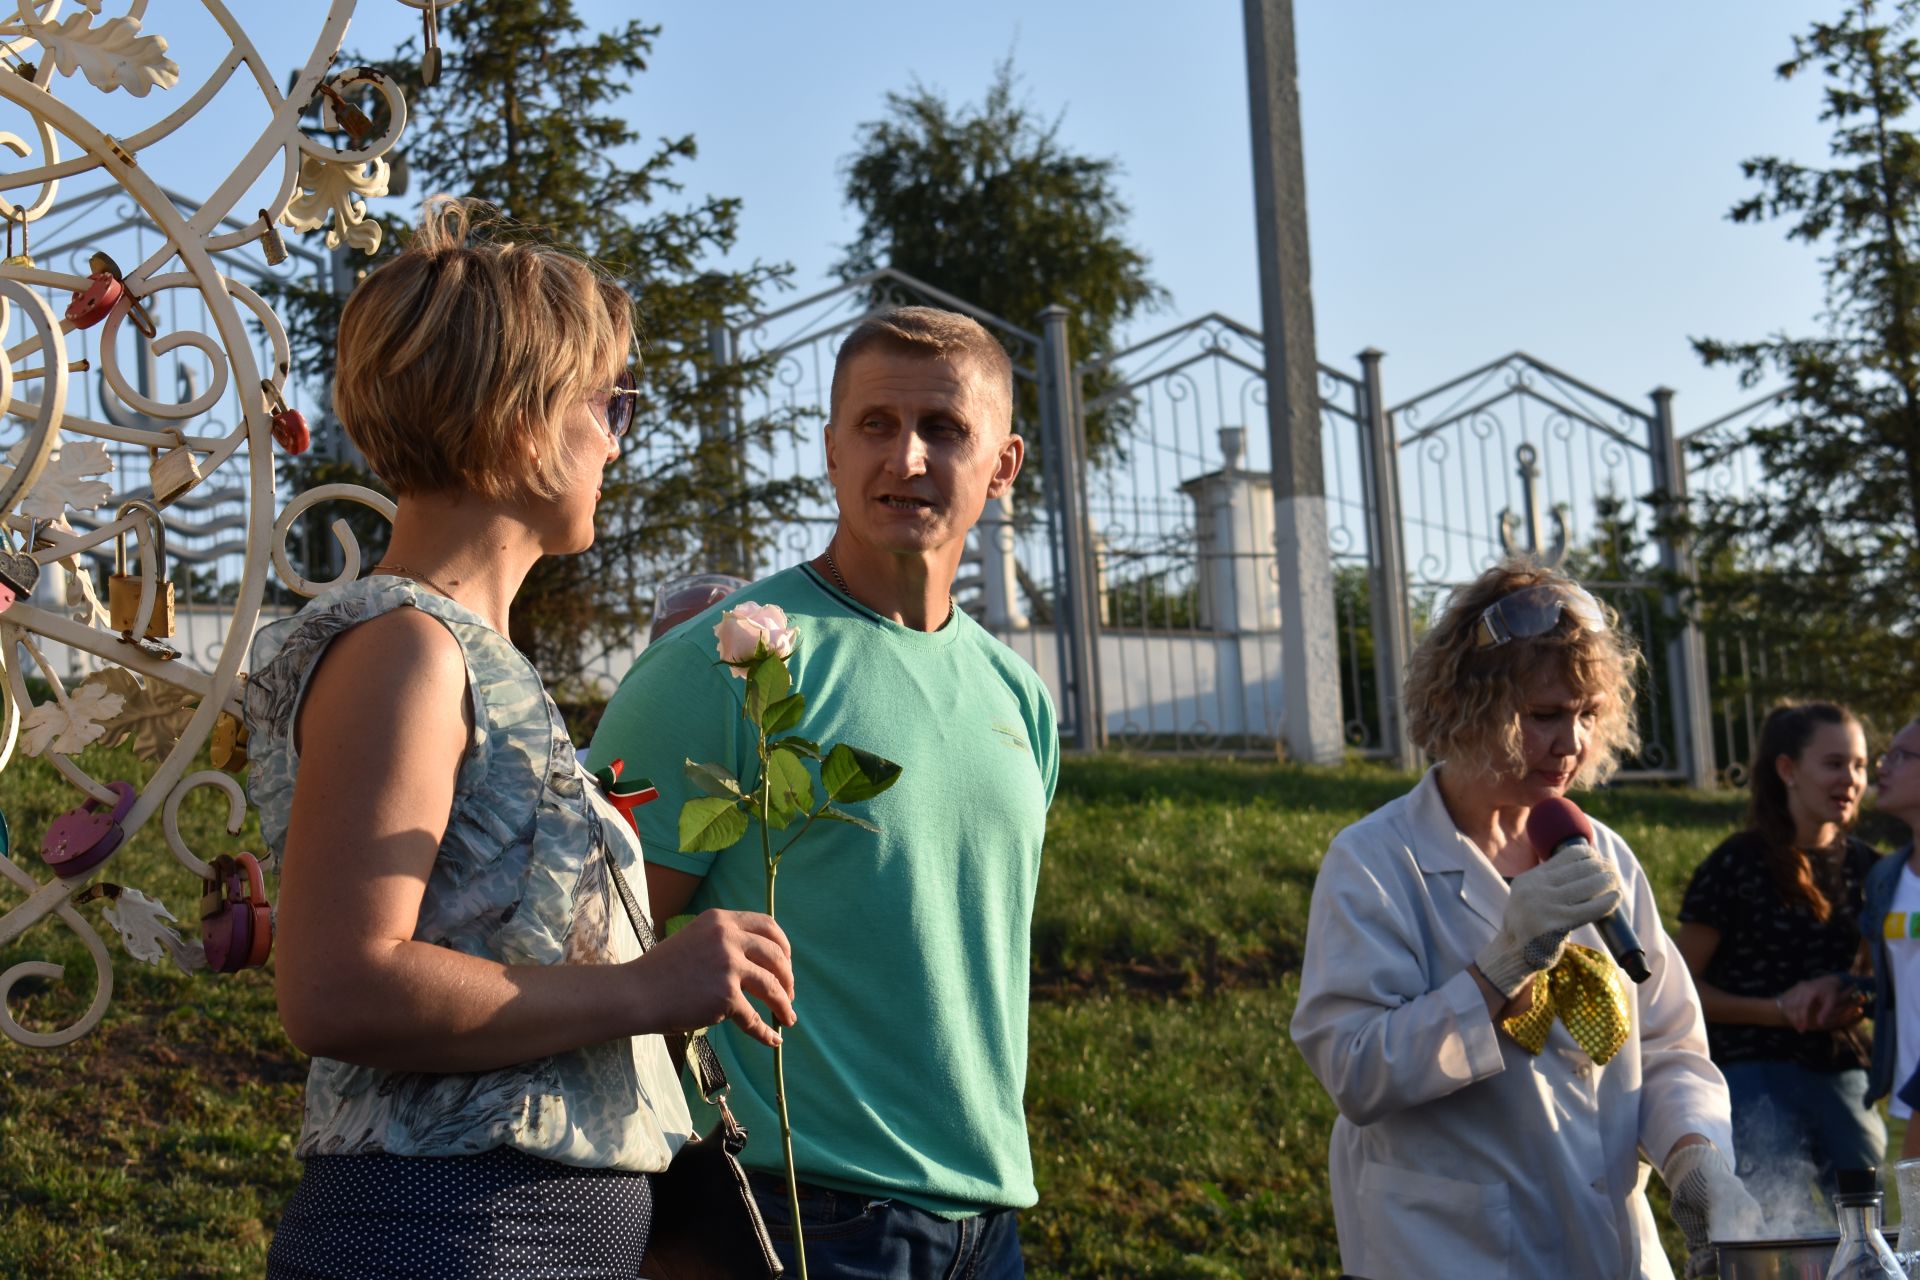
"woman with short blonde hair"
1292,559,1755,1280
252,199,795,1279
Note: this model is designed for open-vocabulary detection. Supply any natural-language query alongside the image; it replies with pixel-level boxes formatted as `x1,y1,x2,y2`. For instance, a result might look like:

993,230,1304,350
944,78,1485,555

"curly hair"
333,196,634,501
1746,701,1862,922
1404,559,1641,786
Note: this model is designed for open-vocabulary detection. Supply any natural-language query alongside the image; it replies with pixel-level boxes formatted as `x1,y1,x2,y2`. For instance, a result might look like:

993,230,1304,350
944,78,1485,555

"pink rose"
714,602,798,676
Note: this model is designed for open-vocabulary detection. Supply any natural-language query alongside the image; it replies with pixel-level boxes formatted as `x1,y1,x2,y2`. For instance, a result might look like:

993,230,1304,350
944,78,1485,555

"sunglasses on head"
1472,583,1607,649
599,369,638,440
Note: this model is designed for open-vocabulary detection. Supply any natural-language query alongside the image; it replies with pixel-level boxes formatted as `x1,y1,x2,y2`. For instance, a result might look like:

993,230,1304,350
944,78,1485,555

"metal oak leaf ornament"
100,886,201,970
7,438,113,517
284,154,391,253
87,668,198,762
30,9,180,97
19,681,125,756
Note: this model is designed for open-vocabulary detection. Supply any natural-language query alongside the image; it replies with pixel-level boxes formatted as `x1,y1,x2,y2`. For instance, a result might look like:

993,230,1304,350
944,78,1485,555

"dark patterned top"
1679,830,1876,1072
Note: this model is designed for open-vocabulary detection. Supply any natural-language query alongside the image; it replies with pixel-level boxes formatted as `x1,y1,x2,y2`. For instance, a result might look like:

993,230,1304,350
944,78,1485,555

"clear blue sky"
109,2,1845,431
603,1,1839,430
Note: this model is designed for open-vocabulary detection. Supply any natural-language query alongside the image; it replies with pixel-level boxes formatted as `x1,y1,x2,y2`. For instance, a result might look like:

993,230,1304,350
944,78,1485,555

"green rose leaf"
761,693,806,736
816,805,882,835
773,736,821,760
679,795,748,853
822,743,904,803
745,656,792,728
684,759,743,799
765,746,814,829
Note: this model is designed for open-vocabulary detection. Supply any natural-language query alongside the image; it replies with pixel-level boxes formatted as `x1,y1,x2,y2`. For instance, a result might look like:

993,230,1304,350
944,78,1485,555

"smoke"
1722,1149,1833,1241
1719,1097,1839,1242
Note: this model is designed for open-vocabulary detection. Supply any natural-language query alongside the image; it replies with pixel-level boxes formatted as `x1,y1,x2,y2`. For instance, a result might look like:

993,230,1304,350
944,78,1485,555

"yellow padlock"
211,710,249,772
1,205,30,267
107,498,175,641
148,427,204,507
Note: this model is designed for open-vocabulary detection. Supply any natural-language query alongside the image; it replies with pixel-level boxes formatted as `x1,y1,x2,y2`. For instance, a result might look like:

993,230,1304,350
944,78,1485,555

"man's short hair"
828,305,1014,431
333,196,633,501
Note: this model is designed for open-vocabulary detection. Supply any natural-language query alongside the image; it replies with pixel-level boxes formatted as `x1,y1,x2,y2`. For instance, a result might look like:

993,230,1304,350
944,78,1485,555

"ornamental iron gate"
1072,315,1398,756
1386,353,1714,785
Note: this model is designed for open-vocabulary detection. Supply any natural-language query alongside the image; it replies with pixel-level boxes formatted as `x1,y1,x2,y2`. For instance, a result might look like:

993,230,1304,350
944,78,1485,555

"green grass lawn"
0,746,1868,1278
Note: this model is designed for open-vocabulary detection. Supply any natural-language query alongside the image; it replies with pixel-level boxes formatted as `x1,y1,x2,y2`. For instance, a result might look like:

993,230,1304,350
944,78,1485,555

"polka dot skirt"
266,1147,655,1279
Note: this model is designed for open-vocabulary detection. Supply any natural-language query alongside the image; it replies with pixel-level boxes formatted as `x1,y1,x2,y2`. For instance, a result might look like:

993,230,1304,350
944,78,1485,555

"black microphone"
1525,797,1652,984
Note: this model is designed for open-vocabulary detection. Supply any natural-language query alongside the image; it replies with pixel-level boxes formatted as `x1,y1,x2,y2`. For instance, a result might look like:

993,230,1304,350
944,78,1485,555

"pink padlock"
40,781,136,880
65,271,123,330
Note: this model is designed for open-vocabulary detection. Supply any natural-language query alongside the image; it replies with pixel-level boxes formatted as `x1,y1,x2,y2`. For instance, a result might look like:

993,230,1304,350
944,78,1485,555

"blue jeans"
746,1170,1024,1280
1722,1062,1885,1202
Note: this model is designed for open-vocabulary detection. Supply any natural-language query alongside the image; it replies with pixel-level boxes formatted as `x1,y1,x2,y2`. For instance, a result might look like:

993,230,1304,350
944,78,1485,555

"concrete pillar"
1244,0,1343,763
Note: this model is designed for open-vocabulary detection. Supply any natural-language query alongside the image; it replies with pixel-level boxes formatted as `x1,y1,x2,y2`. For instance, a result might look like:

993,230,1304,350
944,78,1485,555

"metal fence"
1384,354,1705,782
48,223,1808,785
1071,315,1391,754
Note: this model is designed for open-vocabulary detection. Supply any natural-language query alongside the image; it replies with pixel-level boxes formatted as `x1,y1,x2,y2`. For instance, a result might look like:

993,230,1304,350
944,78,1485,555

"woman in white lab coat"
1290,561,1760,1280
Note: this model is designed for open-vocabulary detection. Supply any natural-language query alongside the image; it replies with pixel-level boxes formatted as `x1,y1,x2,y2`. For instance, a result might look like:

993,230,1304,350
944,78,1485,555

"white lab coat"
1290,769,1734,1280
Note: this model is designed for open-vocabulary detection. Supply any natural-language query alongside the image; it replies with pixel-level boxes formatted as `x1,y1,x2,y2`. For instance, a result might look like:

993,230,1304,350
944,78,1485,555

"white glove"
1664,1141,1763,1278
1474,842,1622,997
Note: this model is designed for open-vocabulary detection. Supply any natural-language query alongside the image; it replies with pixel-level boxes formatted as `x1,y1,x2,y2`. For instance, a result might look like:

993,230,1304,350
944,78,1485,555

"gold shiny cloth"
1500,943,1633,1065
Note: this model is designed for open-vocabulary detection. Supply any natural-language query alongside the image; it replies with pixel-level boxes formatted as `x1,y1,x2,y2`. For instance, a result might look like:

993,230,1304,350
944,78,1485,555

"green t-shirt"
587,564,1059,1216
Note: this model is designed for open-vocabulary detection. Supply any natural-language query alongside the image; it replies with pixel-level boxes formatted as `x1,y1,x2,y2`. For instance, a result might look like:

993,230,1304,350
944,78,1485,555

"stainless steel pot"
1712,1235,1838,1279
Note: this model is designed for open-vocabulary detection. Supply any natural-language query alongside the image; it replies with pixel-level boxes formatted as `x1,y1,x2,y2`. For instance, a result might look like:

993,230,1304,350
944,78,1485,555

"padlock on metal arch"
107,498,176,641
148,426,203,506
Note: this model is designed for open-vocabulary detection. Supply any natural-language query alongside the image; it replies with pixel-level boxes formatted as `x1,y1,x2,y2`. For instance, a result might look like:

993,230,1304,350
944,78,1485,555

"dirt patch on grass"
1030,941,1299,1002
5,1006,305,1112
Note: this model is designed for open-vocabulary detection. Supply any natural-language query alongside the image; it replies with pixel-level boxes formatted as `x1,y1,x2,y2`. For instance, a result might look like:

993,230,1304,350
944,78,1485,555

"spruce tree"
1690,0,1920,714
272,2,803,691
837,60,1165,469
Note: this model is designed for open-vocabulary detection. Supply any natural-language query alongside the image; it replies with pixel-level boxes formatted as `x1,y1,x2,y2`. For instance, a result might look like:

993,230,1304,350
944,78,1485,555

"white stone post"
1181,427,1280,634
975,494,1028,631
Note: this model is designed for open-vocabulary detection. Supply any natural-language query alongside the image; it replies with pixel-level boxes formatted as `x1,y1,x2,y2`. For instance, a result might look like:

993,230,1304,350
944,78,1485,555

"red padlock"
262,380,310,454
201,852,273,973
65,271,123,330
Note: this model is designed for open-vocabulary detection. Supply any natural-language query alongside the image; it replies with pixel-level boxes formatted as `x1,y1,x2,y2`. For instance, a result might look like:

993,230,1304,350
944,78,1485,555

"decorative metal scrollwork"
0,1,451,1050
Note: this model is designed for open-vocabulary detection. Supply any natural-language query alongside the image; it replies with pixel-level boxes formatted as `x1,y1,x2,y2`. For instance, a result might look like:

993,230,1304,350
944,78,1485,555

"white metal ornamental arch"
0,1,429,1050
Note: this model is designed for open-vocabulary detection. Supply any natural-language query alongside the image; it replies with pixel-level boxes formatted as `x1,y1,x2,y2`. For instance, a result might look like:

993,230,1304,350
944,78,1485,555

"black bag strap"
606,853,731,1106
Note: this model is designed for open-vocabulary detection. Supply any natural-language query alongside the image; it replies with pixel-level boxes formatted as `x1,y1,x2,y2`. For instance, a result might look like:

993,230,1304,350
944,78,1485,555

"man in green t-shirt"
588,306,1058,1279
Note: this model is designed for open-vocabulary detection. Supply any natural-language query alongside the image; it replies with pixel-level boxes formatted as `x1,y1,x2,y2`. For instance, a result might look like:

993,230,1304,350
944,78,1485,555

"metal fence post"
1649,386,1717,790
1039,305,1106,750
1358,349,1415,771
705,317,751,579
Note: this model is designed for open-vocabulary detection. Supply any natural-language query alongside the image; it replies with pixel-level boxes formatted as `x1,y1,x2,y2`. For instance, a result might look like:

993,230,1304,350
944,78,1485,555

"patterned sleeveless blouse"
244,576,692,1171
